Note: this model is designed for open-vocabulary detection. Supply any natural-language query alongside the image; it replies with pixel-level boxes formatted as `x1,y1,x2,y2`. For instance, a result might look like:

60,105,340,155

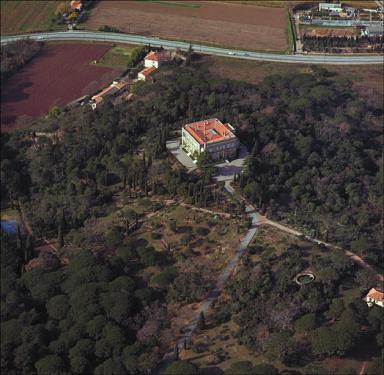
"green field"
0,0,65,35
95,45,136,68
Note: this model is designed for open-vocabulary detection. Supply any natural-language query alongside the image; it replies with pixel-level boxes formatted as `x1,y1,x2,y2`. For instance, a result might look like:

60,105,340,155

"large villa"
181,118,239,161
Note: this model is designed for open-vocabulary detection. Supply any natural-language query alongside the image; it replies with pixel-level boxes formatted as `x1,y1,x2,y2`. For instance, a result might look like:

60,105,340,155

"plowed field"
1,43,120,131
85,1,287,51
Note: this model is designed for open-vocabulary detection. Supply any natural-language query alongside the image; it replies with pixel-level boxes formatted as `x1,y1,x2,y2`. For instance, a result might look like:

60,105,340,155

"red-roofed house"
365,288,384,308
144,51,171,69
70,0,83,11
137,66,157,81
182,118,239,160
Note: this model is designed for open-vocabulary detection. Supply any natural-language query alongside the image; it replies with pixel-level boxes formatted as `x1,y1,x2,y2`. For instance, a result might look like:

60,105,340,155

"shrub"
196,226,210,236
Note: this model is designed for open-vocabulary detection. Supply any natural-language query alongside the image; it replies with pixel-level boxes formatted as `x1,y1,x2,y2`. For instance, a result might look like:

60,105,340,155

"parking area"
215,144,248,182
166,138,197,172
166,138,248,179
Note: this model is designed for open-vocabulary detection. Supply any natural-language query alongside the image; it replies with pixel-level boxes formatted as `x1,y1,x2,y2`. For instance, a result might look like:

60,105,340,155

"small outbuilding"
365,288,384,308
137,66,157,81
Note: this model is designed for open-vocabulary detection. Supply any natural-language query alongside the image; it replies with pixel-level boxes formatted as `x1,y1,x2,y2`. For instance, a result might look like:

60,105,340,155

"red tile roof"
184,118,236,146
367,288,384,302
138,66,157,77
70,0,82,11
144,51,169,62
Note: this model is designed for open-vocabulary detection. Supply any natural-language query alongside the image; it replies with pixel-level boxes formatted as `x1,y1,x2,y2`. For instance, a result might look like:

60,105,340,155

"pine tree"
197,311,205,330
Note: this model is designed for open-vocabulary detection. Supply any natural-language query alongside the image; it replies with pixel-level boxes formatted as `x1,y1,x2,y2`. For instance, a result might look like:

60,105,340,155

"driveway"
215,144,248,182
166,138,197,172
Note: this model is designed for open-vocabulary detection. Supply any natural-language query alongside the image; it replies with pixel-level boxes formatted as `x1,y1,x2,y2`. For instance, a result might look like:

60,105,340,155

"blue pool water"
0,220,17,234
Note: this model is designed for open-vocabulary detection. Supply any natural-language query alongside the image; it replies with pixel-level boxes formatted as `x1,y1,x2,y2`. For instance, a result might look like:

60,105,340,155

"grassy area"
95,45,138,68
286,10,296,53
0,1,66,35
0,208,18,221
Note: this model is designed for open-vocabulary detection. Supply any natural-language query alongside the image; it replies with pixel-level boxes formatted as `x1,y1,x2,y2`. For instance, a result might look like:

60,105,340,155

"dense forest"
1,39,42,82
1,53,383,373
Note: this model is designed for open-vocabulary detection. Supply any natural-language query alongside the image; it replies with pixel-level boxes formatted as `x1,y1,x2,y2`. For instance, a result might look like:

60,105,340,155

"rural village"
1,1,383,375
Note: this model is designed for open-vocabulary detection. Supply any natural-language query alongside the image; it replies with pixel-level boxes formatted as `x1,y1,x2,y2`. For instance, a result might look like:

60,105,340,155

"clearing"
1,43,122,131
0,0,65,35
182,226,380,373
85,0,288,52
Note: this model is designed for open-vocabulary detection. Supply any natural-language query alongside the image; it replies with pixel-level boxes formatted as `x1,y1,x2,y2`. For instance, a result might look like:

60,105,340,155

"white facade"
365,288,384,308
144,59,160,69
181,122,239,161
319,3,343,12
181,128,202,156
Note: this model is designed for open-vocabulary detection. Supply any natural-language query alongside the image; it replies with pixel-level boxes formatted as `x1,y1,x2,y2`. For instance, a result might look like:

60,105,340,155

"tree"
55,3,67,17
35,355,65,375
70,355,89,374
326,298,345,320
224,361,254,375
253,363,279,375
46,295,69,320
48,105,61,119
294,313,318,333
264,332,298,364
162,360,197,375
310,327,339,356
197,311,205,330
57,222,64,248
350,237,368,255
173,343,179,360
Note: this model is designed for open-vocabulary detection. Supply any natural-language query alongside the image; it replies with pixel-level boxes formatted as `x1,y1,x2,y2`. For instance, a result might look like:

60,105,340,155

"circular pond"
294,272,315,285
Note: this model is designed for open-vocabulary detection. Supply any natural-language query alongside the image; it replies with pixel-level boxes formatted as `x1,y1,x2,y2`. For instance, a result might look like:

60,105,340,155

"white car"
228,52,235,55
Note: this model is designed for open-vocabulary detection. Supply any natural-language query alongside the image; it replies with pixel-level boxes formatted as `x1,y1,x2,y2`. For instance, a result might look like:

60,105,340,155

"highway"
1,31,383,65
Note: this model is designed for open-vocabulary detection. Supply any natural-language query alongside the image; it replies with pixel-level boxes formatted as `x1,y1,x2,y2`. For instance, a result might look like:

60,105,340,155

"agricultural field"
0,0,65,35
200,55,384,108
1,43,123,132
85,0,288,52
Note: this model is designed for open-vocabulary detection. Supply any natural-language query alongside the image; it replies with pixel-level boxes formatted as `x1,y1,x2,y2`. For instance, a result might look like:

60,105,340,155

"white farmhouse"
144,51,170,69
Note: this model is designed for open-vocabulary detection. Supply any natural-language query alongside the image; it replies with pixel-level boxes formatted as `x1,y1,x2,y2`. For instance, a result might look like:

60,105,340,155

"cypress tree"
58,222,64,248
173,344,179,360
197,311,205,330
16,225,22,250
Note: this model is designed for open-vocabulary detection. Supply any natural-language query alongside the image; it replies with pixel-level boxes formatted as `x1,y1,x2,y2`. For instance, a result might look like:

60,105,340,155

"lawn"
0,1,66,35
95,45,138,68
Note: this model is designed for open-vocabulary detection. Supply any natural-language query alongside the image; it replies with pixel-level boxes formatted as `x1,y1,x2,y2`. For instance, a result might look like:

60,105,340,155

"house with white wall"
365,288,384,308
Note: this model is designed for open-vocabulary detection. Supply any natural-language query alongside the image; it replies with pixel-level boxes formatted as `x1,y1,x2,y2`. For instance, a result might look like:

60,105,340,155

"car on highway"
228,51,235,55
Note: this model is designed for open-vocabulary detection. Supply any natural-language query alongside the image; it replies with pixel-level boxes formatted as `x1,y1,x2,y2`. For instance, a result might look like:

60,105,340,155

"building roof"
138,66,157,77
70,0,82,11
144,51,170,62
184,118,236,146
366,288,384,302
